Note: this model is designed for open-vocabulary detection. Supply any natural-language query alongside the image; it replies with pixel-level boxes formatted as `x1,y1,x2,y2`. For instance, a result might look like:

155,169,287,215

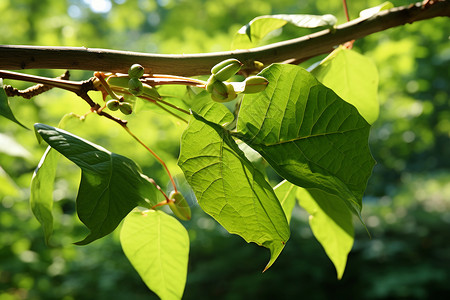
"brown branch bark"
0,1,448,76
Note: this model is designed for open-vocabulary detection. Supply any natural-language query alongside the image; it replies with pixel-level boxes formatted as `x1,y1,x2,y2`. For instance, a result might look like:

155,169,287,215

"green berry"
211,82,237,103
128,64,145,79
128,78,144,96
106,99,120,111
210,80,228,101
168,191,191,221
119,102,133,115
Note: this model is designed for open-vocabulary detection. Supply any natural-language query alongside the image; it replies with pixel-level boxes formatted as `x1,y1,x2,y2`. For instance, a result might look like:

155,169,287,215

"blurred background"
0,0,449,299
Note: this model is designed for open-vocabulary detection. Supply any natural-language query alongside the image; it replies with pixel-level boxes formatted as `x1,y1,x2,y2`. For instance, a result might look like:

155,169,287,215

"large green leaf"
311,46,379,124
274,180,297,224
232,14,337,49
34,123,159,245
297,187,354,279
178,113,290,271
237,64,375,217
120,210,189,300
0,79,27,129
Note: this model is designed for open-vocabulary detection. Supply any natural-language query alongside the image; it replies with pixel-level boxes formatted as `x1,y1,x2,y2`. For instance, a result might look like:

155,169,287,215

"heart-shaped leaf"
178,112,290,271
34,123,159,245
120,210,189,300
237,64,375,217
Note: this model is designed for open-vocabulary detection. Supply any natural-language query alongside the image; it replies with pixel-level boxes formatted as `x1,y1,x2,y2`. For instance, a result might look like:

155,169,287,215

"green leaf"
360,1,394,19
120,210,189,300
187,91,235,126
30,146,59,244
0,79,28,129
297,188,354,279
178,113,290,271
30,113,83,244
0,132,31,158
274,180,297,224
232,14,337,49
0,166,20,197
311,46,379,124
237,64,375,217
34,123,159,245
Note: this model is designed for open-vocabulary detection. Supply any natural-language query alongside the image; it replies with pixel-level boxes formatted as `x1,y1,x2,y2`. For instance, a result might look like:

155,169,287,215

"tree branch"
0,1,448,76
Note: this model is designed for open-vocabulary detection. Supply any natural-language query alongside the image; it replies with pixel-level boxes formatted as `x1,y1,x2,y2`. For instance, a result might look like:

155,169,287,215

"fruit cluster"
206,59,269,103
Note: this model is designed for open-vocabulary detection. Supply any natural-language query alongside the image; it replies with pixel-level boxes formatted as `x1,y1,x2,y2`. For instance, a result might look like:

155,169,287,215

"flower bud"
128,78,144,96
211,58,242,81
128,64,145,79
242,76,269,94
168,191,191,221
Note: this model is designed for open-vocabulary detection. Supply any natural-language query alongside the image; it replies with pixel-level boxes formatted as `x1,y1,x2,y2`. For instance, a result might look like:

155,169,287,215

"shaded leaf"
30,114,82,244
297,187,354,279
30,146,59,244
311,46,379,124
34,123,159,245
120,210,189,300
232,14,337,49
178,112,290,270
0,79,28,129
274,180,297,224
237,64,375,217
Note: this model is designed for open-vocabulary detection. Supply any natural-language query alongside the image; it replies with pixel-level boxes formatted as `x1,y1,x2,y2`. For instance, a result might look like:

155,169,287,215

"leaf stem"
122,126,178,193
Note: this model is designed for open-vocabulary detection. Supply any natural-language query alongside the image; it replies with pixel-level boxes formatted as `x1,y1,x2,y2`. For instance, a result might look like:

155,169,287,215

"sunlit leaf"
0,166,20,197
232,14,337,49
120,210,189,300
185,90,235,126
360,1,394,19
0,132,31,158
0,79,28,129
178,112,290,271
237,64,375,218
311,46,379,124
34,123,159,245
274,180,297,223
297,187,354,279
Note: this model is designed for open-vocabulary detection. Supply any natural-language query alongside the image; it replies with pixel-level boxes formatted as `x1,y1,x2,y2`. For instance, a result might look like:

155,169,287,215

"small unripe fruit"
242,76,269,94
119,102,133,115
168,191,191,221
128,78,144,96
128,64,145,79
205,75,217,93
210,80,228,101
212,59,242,81
211,82,237,103
106,99,120,111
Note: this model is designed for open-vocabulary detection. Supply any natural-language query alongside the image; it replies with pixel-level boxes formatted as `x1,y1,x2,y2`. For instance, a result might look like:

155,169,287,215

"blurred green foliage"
1,0,449,299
